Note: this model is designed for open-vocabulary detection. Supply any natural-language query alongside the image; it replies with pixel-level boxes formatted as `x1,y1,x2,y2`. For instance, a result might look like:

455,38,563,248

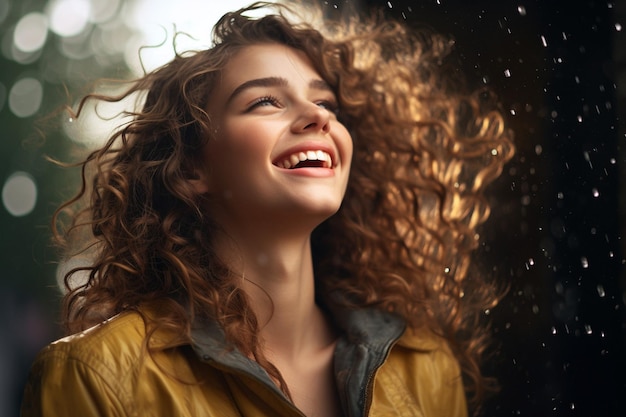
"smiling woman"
20,2,513,417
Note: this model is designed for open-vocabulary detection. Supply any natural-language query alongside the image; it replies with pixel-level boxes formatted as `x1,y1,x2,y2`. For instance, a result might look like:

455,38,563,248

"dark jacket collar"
190,307,406,417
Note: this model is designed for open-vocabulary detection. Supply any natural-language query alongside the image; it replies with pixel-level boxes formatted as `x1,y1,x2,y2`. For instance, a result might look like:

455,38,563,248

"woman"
21,2,514,416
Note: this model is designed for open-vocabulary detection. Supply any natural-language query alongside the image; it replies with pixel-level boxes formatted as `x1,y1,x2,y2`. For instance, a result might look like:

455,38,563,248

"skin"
193,43,353,417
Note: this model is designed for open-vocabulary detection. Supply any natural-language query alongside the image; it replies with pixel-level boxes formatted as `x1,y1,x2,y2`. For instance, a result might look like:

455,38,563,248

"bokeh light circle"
8,77,43,118
13,12,49,53
47,0,91,38
2,171,38,217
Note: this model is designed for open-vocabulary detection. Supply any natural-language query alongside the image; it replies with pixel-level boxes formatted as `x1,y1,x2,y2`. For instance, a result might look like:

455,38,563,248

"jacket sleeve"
20,345,130,417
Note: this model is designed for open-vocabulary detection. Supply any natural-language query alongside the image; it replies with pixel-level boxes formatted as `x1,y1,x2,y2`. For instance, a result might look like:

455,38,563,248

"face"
196,43,353,234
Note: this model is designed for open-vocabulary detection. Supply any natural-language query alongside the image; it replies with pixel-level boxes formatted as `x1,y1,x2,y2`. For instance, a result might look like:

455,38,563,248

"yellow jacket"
21,307,468,417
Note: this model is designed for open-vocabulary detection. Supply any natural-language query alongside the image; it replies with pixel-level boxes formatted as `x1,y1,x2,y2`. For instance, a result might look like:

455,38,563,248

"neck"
212,225,334,361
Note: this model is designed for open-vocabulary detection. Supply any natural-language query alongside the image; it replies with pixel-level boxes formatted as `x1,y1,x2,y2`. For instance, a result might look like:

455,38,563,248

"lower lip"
275,167,336,177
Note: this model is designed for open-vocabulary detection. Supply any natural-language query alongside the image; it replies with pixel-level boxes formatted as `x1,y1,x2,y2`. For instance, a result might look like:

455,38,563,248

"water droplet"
551,326,557,335
504,69,512,77
532,304,539,314
491,149,498,156
585,324,592,335
597,284,606,297
616,23,622,31
387,1,393,8
517,5,526,15
577,115,583,122
540,35,548,47
484,309,491,315
581,257,589,268
592,188,600,197
557,192,564,199
610,158,616,164
570,403,575,410
535,145,543,155
444,267,450,273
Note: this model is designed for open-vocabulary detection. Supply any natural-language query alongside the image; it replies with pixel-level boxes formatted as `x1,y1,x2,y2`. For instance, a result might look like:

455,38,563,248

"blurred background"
1,0,624,416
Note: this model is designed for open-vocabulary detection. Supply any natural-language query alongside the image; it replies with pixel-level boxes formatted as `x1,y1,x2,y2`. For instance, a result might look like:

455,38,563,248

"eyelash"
247,95,340,115
249,95,281,110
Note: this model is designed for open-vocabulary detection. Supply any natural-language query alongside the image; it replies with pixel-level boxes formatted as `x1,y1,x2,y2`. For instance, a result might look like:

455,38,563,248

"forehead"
218,43,320,92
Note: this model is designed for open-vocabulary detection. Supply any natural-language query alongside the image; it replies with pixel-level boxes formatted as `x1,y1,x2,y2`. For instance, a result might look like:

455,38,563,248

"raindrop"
557,192,564,199
616,23,622,32
581,257,589,268
532,305,539,314
517,5,526,16
534,144,543,155
583,151,593,168
491,149,498,156
504,69,511,77
387,1,392,8
2,171,38,217
592,188,599,197
444,267,451,273
540,35,547,47
610,158,616,164
551,326,557,335
570,403,575,410
585,324,592,335
577,115,583,122
597,284,606,297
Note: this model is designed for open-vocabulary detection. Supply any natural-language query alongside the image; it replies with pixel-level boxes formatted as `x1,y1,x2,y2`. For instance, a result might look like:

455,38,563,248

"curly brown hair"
53,1,514,413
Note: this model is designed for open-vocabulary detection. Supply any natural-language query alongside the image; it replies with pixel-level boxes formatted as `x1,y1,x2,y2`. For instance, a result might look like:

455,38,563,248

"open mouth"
274,150,333,169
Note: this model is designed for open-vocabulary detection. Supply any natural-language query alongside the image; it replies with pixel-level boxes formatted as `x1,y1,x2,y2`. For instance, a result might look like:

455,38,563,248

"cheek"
204,124,274,182
337,126,354,162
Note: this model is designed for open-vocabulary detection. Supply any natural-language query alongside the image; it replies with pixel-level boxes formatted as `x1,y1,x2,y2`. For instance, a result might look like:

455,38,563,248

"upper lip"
272,142,337,169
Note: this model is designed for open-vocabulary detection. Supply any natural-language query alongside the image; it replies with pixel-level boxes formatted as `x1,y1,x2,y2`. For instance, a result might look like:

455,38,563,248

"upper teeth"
277,150,332,169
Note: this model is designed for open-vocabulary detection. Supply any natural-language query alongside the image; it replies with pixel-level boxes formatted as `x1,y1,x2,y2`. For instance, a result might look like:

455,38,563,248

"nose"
291,102,331,134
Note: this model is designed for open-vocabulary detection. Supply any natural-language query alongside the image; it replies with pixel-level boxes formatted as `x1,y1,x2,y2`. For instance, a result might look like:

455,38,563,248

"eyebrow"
227,76,333,104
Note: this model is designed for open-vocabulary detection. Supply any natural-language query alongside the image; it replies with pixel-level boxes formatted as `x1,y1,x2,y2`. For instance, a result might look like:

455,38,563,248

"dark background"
354,1,625,416
1,0,624,416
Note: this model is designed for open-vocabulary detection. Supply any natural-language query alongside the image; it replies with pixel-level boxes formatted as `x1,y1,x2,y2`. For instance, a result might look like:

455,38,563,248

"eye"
316,99,339,115
248,95,281,111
